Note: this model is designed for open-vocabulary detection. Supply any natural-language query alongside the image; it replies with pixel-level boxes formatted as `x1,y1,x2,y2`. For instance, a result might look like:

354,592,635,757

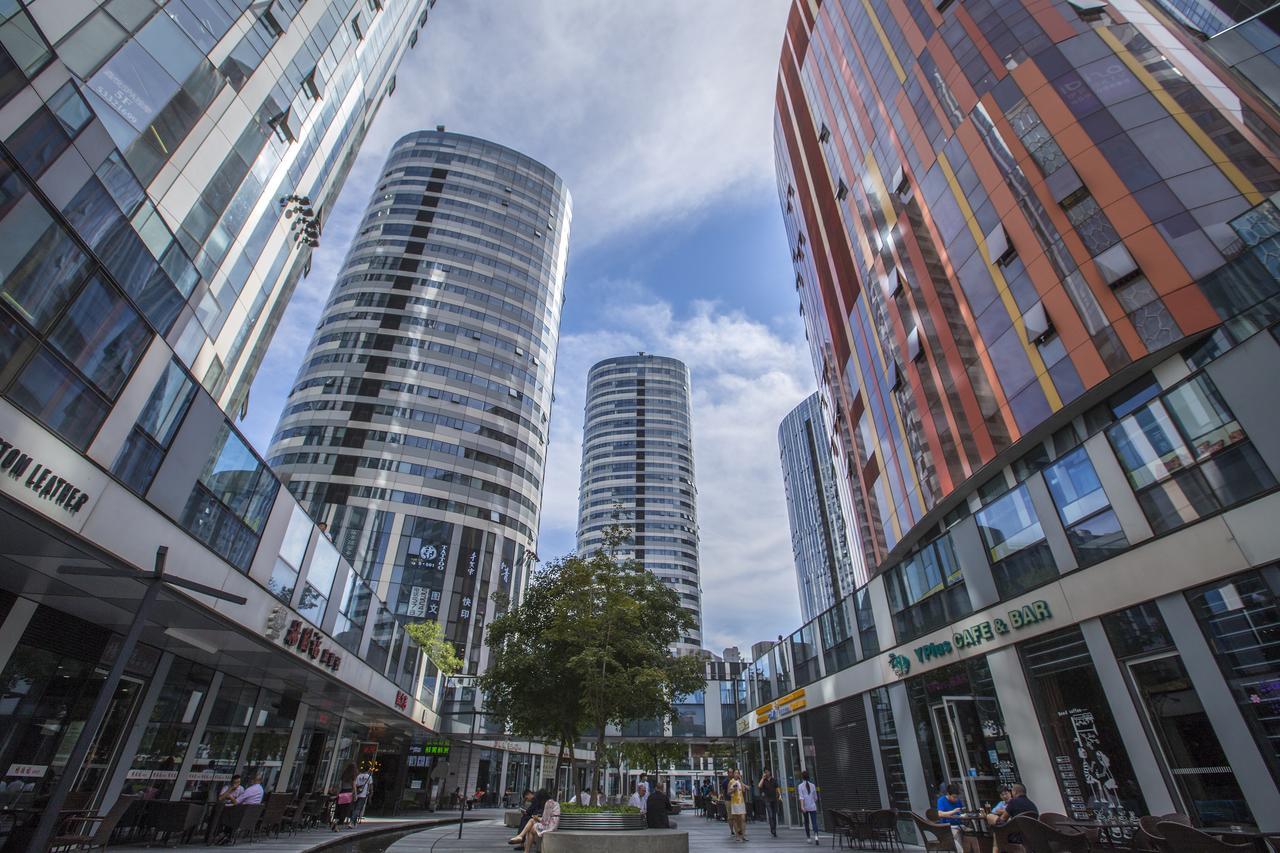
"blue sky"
241,0,813,653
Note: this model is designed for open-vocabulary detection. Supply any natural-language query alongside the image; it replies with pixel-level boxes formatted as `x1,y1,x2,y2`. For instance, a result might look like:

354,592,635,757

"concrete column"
276,701,310,793
100,652,174,807
171,671,224,800
888,681,930,814
1024,475,1078,575
951,517,998,610
1158,593,1280,830
1082,432,1153,545
0,596,37,674
986,646,1067,814
866,575,897,652
1077,619,1176,814
862,692,891,809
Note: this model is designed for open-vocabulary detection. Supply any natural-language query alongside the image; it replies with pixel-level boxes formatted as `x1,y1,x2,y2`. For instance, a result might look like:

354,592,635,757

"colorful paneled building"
752,0,1280,839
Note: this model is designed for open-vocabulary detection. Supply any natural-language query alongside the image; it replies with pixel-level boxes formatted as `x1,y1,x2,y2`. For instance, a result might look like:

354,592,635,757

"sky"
241,0,814,654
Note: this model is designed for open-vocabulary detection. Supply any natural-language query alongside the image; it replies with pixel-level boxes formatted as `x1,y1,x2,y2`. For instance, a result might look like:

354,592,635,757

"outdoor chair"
868,809,903,851
1041,812,1100,845
1156,822,1253,853
49,794,136,851
144,800,202,846
1010,815,1090,853
910,811,956,852
257,792,293,837
992,821,1028,853
218,803,264,845
300,794,327,828
826,809,853,848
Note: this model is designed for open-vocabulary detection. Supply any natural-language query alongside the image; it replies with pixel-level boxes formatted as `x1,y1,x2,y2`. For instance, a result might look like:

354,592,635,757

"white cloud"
537,287,813,654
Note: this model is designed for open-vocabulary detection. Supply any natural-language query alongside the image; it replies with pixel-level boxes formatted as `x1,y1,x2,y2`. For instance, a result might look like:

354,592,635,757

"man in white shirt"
235,774,264,805
627,782,649,812
354,768,374,822
572,789,592,805
218,775,244,804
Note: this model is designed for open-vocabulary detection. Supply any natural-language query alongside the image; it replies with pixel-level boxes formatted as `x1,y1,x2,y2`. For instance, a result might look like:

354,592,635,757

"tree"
404,620,463,675
478,560,586,792
621,741,690,778
567,523,707,797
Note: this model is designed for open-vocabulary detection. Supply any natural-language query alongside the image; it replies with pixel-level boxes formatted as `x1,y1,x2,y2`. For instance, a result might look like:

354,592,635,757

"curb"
300,816,484,851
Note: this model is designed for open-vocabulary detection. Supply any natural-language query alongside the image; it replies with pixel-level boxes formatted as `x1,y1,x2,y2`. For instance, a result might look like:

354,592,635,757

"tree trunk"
553,737,567,798
568,737,578,800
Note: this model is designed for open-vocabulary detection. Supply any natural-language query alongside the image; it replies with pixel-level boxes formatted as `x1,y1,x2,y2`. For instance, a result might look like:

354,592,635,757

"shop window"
1044,447,1129,567
818,598,856,673
112,360,196,494
125,658,214,799
1106,374,1276,534
1020,627,1147,825
1187,567,1280,788
869,686,915,841
184,676,257,800
790,623,819,687
244,691,298,791
884,533,970,643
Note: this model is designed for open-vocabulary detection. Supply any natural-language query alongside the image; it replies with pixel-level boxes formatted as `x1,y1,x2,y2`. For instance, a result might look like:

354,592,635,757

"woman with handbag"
331,763,357,831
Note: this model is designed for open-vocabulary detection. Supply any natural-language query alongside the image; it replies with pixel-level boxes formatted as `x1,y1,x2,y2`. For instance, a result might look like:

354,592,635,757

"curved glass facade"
775,0,1280,572
268,130,571,677
778,392,861,622
576,354,702,654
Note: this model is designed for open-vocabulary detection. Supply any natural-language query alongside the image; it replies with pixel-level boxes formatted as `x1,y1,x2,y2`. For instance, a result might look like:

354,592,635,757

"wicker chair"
826,809,852,849
868,809,903,851
49,795,137,851
217,804,264,845
910,812,956,852
1009,814,1090,853
257,792,294,837
1156,822,1253,853
992,820,1028,853
144,801,202,846
1041,812,1100,845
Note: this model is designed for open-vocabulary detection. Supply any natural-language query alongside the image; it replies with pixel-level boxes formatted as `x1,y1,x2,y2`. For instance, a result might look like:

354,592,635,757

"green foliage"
479,523,707,793
621,741,690,774
559,804,641,814
403,620,463,675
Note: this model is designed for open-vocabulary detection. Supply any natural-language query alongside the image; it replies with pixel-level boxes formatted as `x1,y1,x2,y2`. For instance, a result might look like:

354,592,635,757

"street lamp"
30,547,247,852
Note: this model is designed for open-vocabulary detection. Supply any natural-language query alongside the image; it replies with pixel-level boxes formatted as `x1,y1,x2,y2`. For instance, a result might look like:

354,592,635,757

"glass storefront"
1021,627,1146,824
907,658,1019,810
183,675,257,801
1104,604,1254,827
127,658,213,798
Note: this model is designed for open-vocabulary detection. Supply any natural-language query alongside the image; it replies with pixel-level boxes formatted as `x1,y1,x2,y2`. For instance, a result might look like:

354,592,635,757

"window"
1107,375,1275,533
818,599,855,672
268,505,313,603
112,360,195,494
180,423,278,570
49,276,150,397
855,585,879,655
976,485,1058,597
791,623,819,687
1187,567,1280,788
7,347,109,449
350,15,363,41
1044,447,1129,567
884,533,970,642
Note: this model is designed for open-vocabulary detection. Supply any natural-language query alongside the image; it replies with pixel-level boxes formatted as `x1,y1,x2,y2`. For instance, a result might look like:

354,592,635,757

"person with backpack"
353,766,373,823
797,770,820,845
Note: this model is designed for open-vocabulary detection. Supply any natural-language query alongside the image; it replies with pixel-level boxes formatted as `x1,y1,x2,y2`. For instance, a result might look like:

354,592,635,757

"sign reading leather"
0,402,104,530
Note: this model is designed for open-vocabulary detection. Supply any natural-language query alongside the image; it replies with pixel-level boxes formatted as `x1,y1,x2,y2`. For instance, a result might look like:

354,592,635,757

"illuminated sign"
755,688,807,725
407,739,451,765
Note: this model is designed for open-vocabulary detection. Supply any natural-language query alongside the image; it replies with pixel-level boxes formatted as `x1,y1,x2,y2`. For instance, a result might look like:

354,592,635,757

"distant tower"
778,393,859,621
577,354,702,654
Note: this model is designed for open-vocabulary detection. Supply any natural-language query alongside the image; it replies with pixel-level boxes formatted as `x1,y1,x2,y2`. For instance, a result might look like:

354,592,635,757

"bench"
505,810,524,828
542,829,689,853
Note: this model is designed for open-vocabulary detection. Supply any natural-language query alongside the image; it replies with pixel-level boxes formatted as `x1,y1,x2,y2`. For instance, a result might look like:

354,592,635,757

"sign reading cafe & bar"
894,600,1054,675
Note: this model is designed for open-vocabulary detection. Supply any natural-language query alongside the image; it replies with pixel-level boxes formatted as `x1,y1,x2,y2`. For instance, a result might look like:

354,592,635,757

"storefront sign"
282,619,342,671
394,690,409,710
5,764,47,778
755,688,807,725
897,600,1055,675
151,771,178,781
408,739,450,766
125,769,152,780
736,717,750,735
0,402,105,529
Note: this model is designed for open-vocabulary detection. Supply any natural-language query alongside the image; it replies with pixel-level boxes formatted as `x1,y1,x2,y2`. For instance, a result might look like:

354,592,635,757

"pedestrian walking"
353,766,373,823
797,770,820,845
758,768,781,837
727,768,749,842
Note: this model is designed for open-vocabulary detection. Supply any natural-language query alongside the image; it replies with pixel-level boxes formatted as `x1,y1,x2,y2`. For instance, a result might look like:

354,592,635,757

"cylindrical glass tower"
268,129,571,681
576,354,702,654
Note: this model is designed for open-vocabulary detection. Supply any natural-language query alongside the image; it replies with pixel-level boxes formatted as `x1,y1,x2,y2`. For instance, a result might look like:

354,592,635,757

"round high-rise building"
268,130,571,679
577,354,702,654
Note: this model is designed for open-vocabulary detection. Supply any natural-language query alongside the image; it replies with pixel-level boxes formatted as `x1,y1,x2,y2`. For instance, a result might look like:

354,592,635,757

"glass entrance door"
1126,653,1254,827
68,675,145,807
931,696,1008,810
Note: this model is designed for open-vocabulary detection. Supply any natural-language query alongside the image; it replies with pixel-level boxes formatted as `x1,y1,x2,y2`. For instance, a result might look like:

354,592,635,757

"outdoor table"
839,809,875,849
1207,825,1280,853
